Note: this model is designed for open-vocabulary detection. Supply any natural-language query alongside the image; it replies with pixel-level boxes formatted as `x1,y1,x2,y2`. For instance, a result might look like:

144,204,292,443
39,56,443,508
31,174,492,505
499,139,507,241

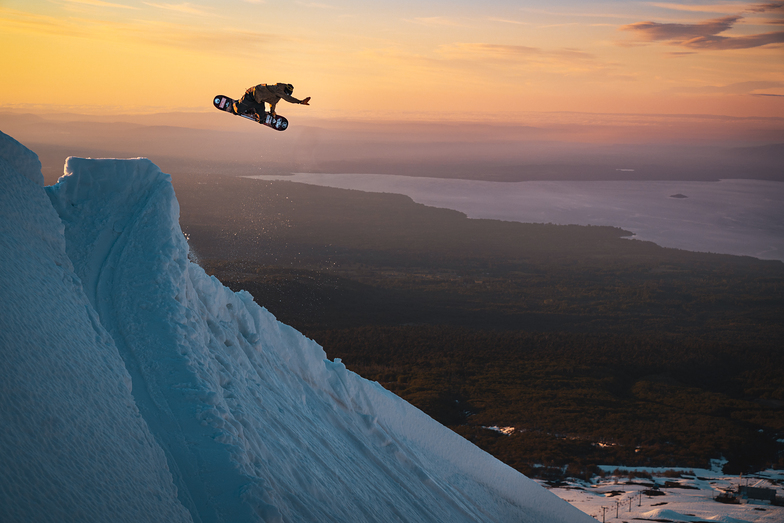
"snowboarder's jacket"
248,84,304,115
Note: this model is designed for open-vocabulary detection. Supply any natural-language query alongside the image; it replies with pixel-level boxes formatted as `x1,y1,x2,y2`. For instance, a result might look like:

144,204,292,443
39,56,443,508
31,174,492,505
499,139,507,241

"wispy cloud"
441,43,542,58
295,1,337,8
486,17,529,26
0,7,279,54
683,30,784,48
355,41,628,83
678,80,784,94
0,7,91,37
647,3,751,14
746,2,784,13
648,2,784,14
408,17,465,27
621,13,784,49
517,7,634,20
142,2,214,16
435,42,629,79
59,0,137,9
622,15,741,41
126,20,281,53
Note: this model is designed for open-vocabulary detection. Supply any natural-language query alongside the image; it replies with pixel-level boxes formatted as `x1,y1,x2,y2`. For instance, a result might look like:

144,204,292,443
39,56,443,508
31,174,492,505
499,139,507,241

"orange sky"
1,0,783,121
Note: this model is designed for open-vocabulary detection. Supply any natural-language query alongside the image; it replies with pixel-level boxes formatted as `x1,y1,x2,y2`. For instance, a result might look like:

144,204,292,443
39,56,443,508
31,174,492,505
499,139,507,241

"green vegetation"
175,173,784,479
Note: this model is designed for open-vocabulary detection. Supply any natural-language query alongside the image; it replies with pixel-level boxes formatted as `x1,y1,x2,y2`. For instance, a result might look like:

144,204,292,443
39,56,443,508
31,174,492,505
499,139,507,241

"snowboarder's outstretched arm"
279,93,310,105
271,96,309,116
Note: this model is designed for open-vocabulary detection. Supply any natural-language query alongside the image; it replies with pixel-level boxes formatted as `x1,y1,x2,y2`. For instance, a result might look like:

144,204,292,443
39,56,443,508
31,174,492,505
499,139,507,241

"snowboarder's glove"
300,97,311,105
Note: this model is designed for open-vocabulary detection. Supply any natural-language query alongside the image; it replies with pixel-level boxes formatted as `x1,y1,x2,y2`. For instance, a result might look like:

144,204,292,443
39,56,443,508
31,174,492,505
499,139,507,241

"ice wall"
0,132,193,523
1,129,594,522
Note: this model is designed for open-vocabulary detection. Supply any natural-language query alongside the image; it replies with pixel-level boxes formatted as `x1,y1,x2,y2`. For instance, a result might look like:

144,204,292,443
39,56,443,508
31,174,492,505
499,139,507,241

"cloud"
647,3,750,14
0,7,92,37
682,30,784,48
142,2,214,16
517,7,631,20
128,21,280,52
648,2,784,14
439,43,604,64
621,13,784,49
486,17,529,26
295,1,336,8
622,15,740,41
408,17,465,27
680,80,784,94
441,43,543,59
59,0,137,8
0,7,279,54
746,2,784,13
434,43,633,80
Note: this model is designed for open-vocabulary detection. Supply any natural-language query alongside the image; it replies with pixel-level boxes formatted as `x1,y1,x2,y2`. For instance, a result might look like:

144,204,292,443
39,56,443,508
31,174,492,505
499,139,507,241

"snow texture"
1,130,593,523
0,131,193,523
0,131,43,186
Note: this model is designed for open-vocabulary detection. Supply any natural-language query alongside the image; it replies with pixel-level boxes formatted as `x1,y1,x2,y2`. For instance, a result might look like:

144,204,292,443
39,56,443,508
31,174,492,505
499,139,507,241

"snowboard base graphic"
213,95,289,131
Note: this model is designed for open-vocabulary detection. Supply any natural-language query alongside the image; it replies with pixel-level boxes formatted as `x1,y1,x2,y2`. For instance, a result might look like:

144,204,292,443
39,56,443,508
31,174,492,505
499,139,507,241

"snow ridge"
0,131,43,186
2,131,593,522
0,133,192,523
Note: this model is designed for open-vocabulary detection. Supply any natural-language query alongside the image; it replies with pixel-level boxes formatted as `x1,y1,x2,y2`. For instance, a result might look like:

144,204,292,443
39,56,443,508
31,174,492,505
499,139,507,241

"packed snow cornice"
0,131,192,523
0,130,593,523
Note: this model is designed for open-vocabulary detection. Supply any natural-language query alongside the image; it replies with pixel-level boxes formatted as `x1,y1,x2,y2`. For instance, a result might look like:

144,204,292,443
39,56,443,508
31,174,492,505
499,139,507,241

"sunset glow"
1,0,782,120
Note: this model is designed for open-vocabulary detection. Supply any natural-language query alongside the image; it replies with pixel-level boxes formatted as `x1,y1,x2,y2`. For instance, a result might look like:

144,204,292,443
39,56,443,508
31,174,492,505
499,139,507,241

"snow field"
539,465,784,523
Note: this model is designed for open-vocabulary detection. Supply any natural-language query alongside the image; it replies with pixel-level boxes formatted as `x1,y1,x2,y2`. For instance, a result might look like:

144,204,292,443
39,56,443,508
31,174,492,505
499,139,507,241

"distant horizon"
3,104,783,144
3,105,782,190
2,105,784,128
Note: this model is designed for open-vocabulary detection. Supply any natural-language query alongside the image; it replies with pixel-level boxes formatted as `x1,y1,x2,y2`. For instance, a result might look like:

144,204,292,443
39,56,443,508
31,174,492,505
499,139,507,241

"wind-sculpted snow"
2,130,593,522
0,131,193,523
0,131,43,186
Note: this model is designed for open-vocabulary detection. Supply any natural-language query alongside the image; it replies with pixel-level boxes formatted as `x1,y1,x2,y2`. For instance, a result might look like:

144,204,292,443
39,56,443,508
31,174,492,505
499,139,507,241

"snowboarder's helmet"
284,84,294,95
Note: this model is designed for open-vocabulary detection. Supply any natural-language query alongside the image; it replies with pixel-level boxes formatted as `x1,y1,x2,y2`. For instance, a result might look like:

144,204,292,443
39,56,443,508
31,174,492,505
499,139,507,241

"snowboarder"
231,83,310,118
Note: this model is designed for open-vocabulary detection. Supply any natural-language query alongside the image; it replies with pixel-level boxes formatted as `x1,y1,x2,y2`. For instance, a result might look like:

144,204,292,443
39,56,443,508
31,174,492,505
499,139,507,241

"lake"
247,174,784,262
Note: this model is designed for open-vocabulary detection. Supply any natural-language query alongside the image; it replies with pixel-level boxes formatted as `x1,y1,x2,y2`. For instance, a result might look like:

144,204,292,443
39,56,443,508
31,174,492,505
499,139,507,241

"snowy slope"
541,465,784,523
0,131,193,523
1,130,594,523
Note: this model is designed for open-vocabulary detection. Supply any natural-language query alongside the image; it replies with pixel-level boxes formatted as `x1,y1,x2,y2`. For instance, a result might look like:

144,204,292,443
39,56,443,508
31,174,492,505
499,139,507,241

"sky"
1,0,783,121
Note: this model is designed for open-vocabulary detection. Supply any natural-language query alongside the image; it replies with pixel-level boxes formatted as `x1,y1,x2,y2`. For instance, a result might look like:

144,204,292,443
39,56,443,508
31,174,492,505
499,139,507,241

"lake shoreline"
246,174,784,263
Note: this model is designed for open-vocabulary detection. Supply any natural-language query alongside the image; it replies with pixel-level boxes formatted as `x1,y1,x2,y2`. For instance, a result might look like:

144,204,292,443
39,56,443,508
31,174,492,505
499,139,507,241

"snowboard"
213,95,289,131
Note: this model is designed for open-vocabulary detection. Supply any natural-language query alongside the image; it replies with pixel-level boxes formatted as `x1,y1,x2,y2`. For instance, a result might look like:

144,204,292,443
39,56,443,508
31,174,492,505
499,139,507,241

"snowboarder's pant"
235,90,266,115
